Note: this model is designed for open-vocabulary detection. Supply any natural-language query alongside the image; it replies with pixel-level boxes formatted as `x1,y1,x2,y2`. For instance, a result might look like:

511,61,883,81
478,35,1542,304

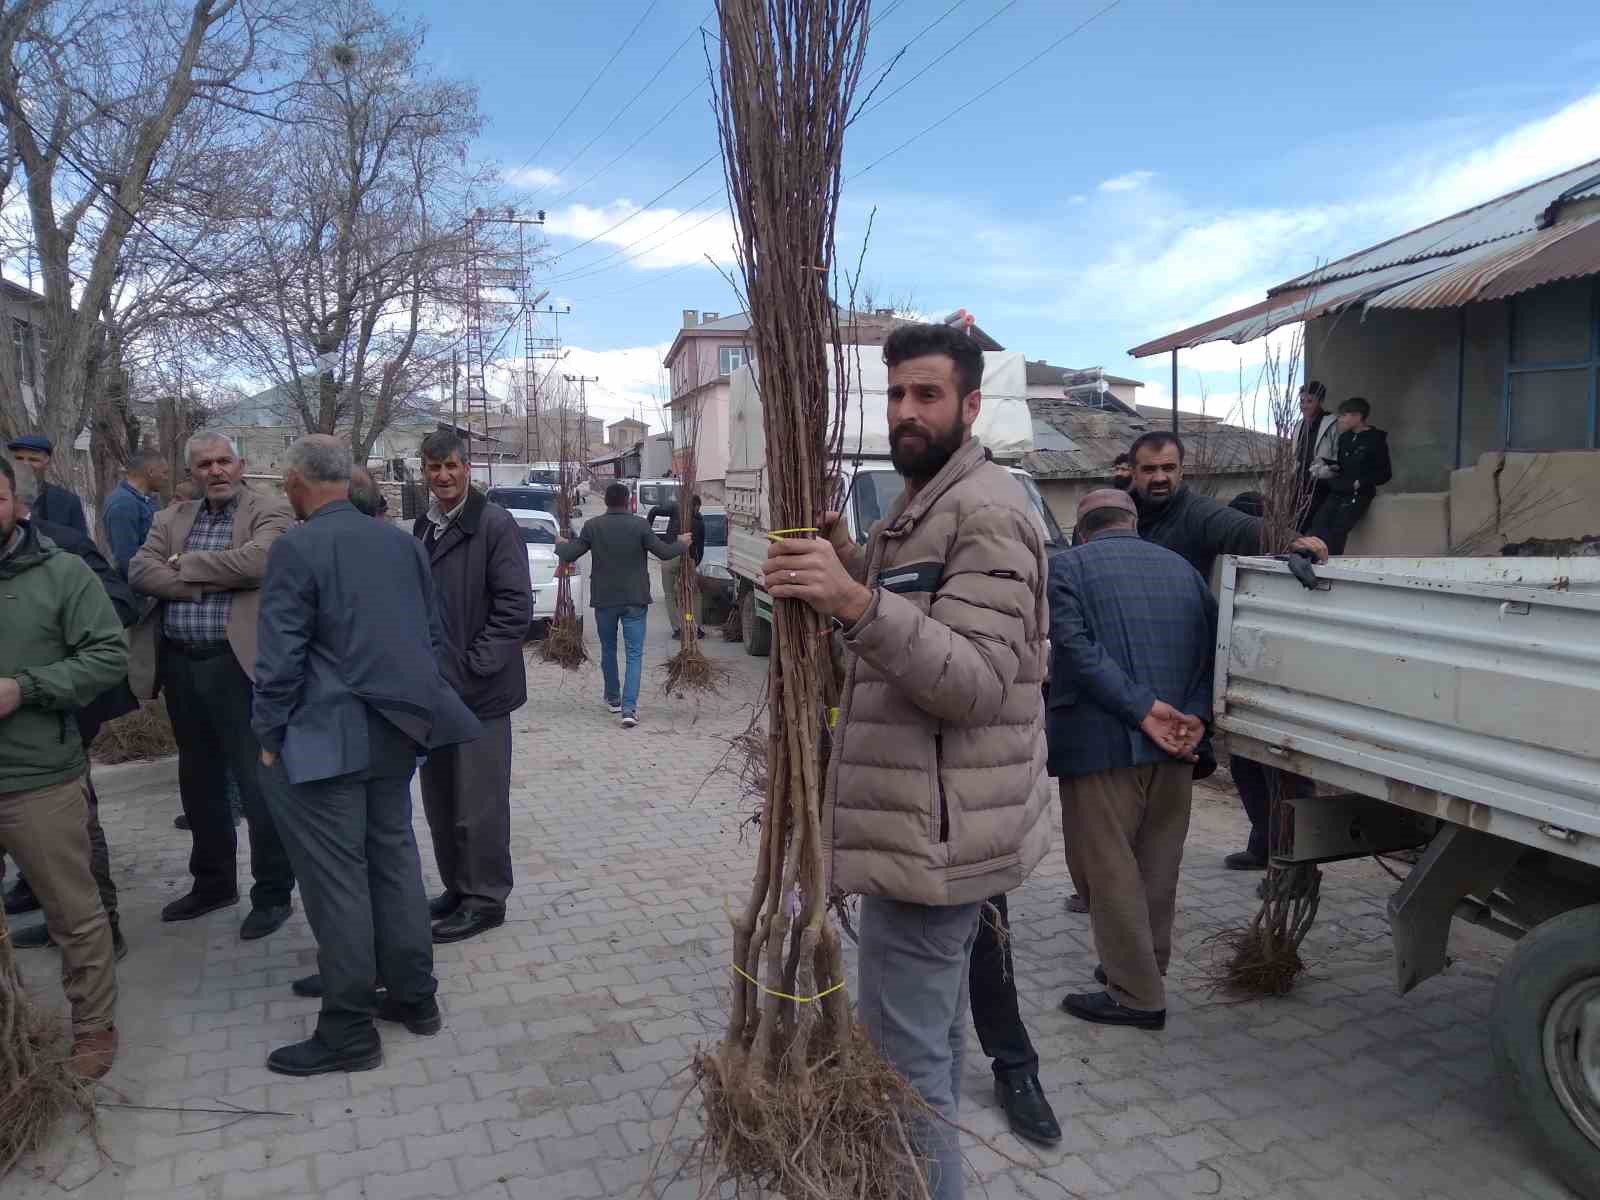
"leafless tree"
222,0,500,464
0,0,308,471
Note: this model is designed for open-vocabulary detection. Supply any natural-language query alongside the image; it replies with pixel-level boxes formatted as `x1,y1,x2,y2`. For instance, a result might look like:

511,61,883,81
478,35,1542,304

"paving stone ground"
8,556,1576,1200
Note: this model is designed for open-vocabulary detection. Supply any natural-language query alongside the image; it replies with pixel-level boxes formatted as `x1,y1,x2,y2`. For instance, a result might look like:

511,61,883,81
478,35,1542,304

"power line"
531,15,711,200
510,0,663,183
857,0,1014,120
546,152,719,261
848,0,1125,182
548,2,1124,286
546,79,706,208
545,185,723,281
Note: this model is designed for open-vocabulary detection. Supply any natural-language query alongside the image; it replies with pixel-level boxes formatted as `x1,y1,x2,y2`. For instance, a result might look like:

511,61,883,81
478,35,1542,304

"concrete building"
1131,157,1600,556
606,417,648,448
663,306,1003,499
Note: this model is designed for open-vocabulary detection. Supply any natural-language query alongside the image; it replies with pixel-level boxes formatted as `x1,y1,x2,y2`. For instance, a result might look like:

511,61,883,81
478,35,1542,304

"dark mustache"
891,423,933,439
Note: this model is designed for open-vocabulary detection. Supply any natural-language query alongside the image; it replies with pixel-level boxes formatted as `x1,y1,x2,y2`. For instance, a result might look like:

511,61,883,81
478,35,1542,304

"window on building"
12,318,34,389
1505,277,1598,450
718,345,747,376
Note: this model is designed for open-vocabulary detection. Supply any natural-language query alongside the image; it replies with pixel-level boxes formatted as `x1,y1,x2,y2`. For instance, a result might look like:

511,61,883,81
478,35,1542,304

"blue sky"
401,0,1600,429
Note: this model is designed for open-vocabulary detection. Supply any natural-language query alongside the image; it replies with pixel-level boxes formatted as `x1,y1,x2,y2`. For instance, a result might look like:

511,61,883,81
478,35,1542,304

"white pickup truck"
1216,553,1600,1193
723,348,1067,654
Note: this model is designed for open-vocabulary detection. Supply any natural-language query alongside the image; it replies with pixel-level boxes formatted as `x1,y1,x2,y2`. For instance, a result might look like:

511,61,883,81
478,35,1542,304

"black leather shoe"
161,890,239,922
267,1034,382,1076
1094,963,1108,986
431,908,504,944
1060,990,1165,1030
1225,850,1268,871
428,891,462,920
1065,892,1089,914
379,995,443,1036
4,877,40,915
994,1074,1061,1147
240,903,292,941
173,813,191,831
292,974,324,998
11,921,51,949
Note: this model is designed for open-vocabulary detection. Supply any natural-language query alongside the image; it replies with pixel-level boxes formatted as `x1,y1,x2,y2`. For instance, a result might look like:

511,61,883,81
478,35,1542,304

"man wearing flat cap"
6,435,87,535
1045,488,1215,1030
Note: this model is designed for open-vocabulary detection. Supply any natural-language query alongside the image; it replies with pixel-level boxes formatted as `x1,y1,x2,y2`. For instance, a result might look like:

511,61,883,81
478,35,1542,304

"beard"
1111,474,1133,491
890,417,966,483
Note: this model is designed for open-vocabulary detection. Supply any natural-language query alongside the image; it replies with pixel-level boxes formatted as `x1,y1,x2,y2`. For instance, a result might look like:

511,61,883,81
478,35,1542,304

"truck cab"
727,457,1066,656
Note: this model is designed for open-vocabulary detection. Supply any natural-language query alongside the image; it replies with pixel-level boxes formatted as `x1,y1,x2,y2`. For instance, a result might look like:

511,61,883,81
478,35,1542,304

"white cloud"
1084,86,1600,366
484,342,673,433
506,165,561,190
544,200,737,270
1098,170,1154,193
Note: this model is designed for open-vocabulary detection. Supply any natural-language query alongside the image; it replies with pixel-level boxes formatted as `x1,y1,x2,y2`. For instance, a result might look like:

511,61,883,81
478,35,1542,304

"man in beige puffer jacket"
765,322,1052,1200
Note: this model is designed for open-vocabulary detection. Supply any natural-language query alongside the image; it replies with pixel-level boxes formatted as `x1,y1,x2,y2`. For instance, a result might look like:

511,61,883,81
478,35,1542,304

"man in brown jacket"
129,432,297,940
765,323,1052,1200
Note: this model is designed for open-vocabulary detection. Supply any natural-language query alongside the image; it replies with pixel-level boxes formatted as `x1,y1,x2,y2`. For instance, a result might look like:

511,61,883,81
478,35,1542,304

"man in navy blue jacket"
1047,489,1215,1030
102,449,167,577
253,435,481,1077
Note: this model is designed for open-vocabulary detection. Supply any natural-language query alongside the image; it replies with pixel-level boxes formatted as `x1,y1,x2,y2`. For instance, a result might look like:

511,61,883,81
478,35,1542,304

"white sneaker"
607,702,623,715
621,712,639,728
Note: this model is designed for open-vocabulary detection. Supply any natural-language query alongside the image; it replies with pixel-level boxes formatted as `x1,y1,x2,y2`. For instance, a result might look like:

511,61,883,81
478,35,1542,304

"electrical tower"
463,207,547,485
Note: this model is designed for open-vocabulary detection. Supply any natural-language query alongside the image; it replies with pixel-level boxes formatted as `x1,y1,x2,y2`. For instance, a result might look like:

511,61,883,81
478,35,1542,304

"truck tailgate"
1216,556,1600,866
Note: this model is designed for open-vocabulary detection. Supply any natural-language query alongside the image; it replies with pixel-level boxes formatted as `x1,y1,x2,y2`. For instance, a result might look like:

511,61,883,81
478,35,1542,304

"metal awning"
1364,213,1600,308
1129,211,1600,359
1127,259,1444,358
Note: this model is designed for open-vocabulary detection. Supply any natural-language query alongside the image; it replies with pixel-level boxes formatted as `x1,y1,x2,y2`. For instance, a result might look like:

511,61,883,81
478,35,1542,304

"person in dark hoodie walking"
555,482,689,726
1308,397,1391,555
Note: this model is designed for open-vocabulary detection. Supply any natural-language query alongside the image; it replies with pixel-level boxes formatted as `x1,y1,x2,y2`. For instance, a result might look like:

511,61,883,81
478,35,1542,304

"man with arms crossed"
765,323,1052,1200
129,432,297,940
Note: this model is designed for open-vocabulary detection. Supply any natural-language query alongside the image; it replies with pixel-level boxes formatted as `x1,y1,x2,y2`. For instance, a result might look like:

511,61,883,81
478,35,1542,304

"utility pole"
464,207,546,487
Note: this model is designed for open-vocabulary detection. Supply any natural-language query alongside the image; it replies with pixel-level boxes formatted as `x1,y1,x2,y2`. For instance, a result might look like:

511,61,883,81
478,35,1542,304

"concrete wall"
1343,492,1451,556
1306,302,1509,495
672,380,731,485
1449,450,1600,553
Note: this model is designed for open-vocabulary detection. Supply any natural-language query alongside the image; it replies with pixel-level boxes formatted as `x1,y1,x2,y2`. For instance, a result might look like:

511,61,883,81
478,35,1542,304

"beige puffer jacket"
823,438,1053,907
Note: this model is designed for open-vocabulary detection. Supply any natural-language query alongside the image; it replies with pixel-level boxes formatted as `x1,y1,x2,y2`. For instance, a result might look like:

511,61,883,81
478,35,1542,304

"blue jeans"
595,604,647,714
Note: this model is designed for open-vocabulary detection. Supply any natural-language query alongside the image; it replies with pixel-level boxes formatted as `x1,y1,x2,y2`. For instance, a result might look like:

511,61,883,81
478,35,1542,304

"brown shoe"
68,1027,118,1080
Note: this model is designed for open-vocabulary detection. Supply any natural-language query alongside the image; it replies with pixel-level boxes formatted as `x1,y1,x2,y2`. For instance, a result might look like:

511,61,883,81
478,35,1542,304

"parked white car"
506,508,585,634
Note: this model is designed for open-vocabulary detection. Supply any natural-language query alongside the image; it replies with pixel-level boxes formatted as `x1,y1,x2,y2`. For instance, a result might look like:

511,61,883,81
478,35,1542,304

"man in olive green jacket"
0,455,127,1079
764,324,1051,1200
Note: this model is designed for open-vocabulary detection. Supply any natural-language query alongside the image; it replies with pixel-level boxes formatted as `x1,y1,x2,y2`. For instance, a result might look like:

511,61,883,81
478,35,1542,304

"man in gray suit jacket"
253,436,481,1077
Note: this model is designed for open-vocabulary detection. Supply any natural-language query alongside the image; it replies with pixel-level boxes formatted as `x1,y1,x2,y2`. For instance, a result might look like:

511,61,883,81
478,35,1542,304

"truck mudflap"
1387,823,1523,994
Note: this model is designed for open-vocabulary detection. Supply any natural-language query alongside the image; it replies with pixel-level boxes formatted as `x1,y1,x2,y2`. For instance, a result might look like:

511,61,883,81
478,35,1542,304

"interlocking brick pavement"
7,558,1577,1199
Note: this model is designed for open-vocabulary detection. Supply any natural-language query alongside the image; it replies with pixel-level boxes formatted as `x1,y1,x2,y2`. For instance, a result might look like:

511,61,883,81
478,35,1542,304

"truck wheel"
741,587,771,657
1491,904,1600,1197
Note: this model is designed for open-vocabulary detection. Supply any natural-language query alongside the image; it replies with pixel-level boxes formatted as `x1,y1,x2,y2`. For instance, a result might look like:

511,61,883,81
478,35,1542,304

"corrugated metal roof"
1278,158,1600,291
1129,159,1600,359
1128,259,1442,357
1365,213,1600,308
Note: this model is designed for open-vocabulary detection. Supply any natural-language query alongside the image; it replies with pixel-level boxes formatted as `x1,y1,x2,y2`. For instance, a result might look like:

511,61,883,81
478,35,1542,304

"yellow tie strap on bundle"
766,527,819,541
732,963,844,1004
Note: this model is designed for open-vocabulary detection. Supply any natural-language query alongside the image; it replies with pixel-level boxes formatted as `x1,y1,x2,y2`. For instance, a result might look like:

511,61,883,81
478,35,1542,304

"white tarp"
728,347,1033,475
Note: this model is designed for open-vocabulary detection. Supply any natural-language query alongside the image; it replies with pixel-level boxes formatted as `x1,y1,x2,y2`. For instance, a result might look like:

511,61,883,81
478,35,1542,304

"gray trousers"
266,716,436,1050
418,714,513,915
859,896,982,1200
